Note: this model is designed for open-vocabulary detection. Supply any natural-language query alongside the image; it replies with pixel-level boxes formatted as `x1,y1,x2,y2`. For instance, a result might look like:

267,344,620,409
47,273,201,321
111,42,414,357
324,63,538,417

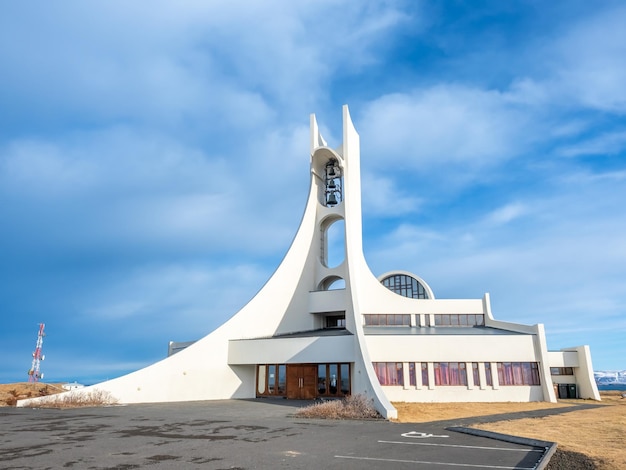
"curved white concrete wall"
338,105,398,419
20,127,325,406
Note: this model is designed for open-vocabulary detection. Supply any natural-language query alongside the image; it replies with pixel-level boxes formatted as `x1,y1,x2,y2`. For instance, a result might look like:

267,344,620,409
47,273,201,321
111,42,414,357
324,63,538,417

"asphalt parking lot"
1,399,550,469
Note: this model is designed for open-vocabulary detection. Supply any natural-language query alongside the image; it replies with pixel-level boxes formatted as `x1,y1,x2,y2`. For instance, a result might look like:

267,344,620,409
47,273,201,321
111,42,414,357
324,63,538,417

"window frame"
421,362,429,387
373,362,404,386
433,362,468,386
434,314,485,327
550,367,574,376
472,362,480,387
364,314,410,326
485,362,493,386
497,362,541,385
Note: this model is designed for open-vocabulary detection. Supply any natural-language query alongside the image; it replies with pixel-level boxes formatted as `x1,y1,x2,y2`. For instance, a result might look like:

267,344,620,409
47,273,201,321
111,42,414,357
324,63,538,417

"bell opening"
323,158,343,207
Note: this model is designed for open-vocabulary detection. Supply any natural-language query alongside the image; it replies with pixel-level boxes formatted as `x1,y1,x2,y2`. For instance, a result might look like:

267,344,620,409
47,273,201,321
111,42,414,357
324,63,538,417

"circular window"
380,273,430,299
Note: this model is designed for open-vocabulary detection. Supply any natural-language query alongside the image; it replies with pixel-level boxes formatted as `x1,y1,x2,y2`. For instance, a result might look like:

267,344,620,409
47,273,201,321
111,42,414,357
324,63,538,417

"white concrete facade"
19,106,600,417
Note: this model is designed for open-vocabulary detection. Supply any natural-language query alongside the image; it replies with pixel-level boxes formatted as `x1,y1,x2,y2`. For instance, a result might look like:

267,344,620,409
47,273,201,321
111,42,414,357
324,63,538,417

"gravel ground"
547,449,602,469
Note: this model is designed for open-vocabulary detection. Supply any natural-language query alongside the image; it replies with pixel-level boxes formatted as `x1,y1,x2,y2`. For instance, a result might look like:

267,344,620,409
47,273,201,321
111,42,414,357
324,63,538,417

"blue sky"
1,1,625,384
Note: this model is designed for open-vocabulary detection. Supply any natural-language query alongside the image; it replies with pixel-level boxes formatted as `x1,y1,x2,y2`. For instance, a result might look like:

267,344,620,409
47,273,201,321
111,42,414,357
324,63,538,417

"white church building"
20,106,600,418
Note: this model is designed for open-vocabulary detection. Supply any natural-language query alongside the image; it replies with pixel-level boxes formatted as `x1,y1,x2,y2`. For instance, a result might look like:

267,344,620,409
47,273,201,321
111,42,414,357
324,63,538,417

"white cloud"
0,128,227,198
87,300,148,320
483,202,528,226
0,140,97,196
500,5,626,115
42,354,156,383
0,1,411,131
0,124,312,257
82,262,270,336
362,171,422,217
360,85,533,172
552,5,626,113
556,131,626,158
505,78,552,107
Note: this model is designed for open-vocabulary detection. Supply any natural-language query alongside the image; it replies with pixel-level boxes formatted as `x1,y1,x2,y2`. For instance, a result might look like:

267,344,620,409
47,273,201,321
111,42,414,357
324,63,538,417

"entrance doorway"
286,364,317,399
256,363,351,399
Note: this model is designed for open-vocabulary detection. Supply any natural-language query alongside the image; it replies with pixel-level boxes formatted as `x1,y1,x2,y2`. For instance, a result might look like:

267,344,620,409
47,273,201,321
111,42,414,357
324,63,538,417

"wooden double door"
286,364,317,399
256,362,351,399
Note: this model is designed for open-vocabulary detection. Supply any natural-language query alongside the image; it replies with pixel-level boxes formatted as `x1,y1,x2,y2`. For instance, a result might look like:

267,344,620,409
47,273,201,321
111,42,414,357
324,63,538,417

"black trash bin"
567,383,577,399
557,383,578,398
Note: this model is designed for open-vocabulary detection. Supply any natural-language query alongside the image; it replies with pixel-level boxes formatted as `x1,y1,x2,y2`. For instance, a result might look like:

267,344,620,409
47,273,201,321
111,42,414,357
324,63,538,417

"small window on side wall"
550,367,574,376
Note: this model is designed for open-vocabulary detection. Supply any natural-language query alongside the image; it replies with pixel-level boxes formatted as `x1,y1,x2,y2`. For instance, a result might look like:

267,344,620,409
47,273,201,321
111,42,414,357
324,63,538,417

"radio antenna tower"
27,323,46,383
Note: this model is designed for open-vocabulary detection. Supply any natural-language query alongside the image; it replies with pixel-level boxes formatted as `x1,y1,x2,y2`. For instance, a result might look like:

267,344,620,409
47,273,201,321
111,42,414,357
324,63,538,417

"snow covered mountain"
594,370,626,385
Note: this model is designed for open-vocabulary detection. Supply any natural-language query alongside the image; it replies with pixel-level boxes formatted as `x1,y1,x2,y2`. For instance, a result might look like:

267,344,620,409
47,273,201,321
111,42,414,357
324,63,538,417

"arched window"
320,216,345,268
381,274,429,299
325,219,345,268
318,276,345,291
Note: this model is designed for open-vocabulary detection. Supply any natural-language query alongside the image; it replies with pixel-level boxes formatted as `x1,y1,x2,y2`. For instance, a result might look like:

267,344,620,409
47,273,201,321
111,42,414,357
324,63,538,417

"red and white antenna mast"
27,323,46,383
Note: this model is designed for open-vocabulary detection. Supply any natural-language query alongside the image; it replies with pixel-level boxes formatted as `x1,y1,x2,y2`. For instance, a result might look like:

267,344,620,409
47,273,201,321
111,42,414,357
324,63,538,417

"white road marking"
402,431,449,438
335,455,535,469
379,439,543,452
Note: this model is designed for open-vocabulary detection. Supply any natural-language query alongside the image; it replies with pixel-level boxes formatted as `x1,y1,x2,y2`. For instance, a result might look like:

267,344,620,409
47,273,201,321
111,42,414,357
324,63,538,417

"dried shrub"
21,389,118,409
295,394,382,420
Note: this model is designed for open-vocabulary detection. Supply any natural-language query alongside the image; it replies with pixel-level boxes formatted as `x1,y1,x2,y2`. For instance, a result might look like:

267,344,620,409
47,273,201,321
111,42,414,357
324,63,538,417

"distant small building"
62,382,85,391
168,340,196,357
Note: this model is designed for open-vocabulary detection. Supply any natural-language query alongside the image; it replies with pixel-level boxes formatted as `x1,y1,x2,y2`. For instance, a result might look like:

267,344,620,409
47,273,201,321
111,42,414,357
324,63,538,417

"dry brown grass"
295,394,382,419
392,399,573,423
0,382,65,406
19,388,119,409
394,391,626,470
471,392,625,470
